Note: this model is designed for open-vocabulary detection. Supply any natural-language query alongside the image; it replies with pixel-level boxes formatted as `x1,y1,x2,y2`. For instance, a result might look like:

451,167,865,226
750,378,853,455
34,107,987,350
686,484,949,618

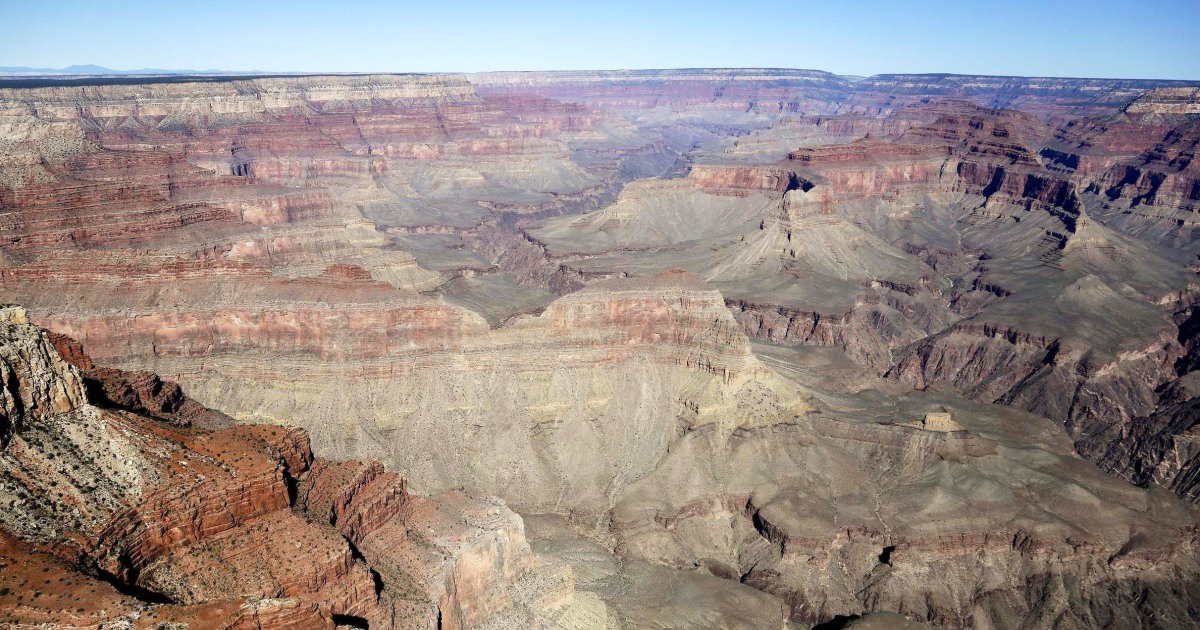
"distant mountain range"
0,64,260,76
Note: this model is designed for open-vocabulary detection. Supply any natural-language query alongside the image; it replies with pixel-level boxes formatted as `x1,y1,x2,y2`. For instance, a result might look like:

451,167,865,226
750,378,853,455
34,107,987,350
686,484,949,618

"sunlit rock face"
2,70,1200,629
0,309,592,629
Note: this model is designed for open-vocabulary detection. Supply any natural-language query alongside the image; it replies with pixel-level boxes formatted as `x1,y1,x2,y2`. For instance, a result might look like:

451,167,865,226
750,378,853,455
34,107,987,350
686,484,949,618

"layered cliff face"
0,306,607,629
0,305,85,446
4,70,1200,628
6,298,1200,629
9,269,805,516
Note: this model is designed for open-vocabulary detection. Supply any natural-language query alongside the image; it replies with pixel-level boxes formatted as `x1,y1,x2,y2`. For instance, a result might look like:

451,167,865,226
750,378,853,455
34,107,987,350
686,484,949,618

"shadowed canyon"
1,69,1200,629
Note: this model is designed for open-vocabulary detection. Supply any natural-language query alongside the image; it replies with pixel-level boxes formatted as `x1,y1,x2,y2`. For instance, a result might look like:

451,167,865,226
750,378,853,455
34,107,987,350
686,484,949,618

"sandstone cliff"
0,306,586,629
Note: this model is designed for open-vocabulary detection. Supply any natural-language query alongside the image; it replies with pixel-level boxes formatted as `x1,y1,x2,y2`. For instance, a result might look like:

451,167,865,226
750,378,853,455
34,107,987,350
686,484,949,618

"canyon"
1,69,1199,629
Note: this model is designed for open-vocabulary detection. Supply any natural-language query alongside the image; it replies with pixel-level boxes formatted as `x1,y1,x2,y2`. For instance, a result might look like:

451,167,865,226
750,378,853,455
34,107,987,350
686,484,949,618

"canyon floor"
1,70,1199,629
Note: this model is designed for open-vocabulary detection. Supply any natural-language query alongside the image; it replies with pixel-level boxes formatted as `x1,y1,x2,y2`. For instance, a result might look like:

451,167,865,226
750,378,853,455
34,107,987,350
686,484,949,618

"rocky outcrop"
0,308,567,629
49,332,232,429
0,305,84,447
296,459,539,630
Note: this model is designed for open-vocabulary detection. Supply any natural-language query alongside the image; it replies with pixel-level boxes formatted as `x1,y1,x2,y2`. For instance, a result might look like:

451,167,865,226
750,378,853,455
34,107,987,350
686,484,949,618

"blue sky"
1,0,1197,79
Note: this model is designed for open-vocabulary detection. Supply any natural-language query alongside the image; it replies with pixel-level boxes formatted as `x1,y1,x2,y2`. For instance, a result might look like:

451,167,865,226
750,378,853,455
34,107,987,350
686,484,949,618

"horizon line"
1,66,1199,85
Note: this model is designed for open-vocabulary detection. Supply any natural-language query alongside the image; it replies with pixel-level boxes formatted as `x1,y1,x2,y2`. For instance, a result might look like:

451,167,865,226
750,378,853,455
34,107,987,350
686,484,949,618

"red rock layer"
0,309,542,629
50,332,232,429
1095,119,1200,210
686,164,811,193
0,150,252,250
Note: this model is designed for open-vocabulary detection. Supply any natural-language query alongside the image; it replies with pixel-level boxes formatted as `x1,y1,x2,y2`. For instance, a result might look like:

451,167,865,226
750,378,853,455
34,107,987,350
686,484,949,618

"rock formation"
1,305,798,628
0,306,592,629
3,70,1200,628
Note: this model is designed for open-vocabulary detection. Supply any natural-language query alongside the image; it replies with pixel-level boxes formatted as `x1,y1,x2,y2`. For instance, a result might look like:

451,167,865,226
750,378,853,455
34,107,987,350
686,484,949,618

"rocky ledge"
0,306,582,629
